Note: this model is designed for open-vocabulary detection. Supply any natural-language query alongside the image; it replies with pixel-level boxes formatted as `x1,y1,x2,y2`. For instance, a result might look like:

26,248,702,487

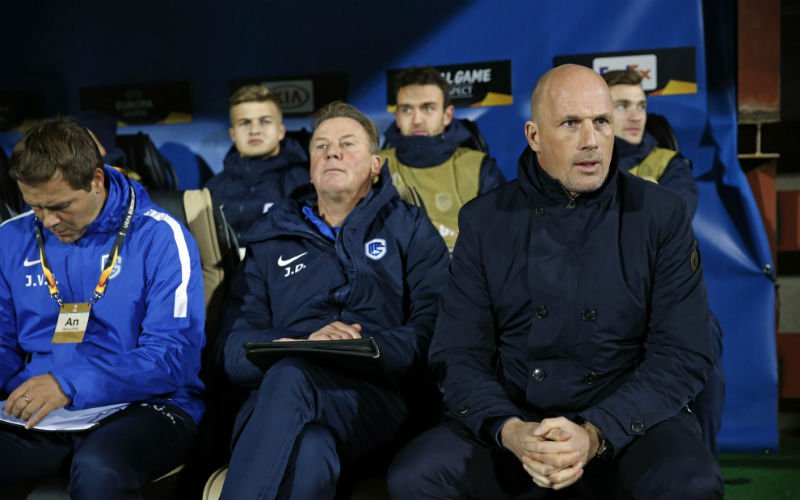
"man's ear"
370,154,383,178
228,127,236,142
92,167,105,194
525,121,541,152
278,123,286,141
443,105,455,128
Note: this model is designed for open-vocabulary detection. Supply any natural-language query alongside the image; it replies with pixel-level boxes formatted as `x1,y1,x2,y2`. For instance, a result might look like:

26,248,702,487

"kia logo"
271,84,311,110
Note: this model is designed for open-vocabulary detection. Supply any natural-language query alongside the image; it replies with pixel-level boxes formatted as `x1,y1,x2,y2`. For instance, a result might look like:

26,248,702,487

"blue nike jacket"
0,166,206,423
220,166,449,388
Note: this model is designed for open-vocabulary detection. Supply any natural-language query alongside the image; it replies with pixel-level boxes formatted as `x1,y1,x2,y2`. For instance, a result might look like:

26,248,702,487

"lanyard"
34,183,136,307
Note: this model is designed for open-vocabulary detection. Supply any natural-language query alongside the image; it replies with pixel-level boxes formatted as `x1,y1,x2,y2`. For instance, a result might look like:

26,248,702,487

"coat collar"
516,147,619,208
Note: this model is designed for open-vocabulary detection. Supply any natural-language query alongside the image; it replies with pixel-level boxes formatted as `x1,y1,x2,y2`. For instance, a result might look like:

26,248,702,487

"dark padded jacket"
205,137,309,246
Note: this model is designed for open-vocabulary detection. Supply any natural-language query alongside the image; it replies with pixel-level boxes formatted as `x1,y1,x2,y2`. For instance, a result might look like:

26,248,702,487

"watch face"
596,438,611,459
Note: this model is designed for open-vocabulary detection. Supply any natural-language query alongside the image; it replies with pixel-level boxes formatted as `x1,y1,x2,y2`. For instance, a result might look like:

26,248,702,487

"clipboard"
244,337,395,387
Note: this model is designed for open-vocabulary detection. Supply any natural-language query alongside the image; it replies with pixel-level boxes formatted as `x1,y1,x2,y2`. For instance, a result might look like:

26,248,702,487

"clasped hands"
4,373,71,429
501,416,600,490
275,321,363,342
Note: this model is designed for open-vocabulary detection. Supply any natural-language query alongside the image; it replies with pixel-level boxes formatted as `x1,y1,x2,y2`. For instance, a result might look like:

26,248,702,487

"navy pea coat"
429,148,714,455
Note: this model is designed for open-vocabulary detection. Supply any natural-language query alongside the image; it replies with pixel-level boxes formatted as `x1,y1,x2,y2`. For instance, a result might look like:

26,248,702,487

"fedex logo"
594,55,658,91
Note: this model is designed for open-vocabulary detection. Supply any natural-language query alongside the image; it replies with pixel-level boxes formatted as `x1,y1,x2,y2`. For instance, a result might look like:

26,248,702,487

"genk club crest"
365,238,387,261
101,254,123,280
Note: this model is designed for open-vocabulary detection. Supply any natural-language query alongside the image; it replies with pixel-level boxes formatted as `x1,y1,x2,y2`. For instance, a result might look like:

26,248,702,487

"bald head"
530,64,611,122
524,64,615,196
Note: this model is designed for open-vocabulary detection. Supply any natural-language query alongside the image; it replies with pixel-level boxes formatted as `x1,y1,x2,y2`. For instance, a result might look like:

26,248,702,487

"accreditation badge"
53,302,92,343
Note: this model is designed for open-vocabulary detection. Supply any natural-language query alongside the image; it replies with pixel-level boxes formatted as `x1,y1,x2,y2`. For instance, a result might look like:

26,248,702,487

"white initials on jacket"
278,251,308,278
25,274,47,287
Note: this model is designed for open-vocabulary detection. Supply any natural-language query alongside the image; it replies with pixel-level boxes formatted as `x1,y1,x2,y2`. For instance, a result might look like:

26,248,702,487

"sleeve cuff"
483,415,521,447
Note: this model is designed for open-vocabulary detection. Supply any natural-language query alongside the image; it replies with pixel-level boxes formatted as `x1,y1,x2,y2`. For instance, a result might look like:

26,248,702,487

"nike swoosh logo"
23,258,42,267
277,252,308,267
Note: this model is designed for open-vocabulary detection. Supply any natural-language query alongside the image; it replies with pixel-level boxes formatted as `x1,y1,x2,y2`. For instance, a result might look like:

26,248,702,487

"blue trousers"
221,357,408,500
388,410,723,500
0,403,197,500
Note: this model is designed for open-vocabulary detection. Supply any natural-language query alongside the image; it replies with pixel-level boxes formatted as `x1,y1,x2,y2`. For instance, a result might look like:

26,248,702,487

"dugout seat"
116,132,179,191
0,146,23,222
645,112,679,151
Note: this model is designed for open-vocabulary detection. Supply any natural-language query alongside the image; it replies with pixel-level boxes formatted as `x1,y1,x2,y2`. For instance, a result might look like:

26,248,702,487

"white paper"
0,401,128,431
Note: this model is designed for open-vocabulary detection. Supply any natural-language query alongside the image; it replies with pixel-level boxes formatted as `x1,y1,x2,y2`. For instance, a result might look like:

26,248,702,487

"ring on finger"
21,395,31,404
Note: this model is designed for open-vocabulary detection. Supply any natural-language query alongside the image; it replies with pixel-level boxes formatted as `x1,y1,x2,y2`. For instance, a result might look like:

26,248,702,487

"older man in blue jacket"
0,118,205,499
218,102,449,499
388,65,723,499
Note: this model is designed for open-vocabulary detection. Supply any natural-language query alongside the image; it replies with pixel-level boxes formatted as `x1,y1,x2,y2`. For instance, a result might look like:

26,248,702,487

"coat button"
630,419,644,433
535,207,545,215
583,371,597,384
531,368,546,381
581,309,597,321
536,306,548,318
456,406,470,415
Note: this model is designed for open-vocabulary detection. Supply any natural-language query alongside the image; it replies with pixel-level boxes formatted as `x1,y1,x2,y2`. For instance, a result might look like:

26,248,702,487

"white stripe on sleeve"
144,209,191,318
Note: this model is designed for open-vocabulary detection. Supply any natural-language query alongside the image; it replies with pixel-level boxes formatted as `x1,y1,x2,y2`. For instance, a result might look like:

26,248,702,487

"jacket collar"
250,163,398,241
615,132,658,172
383,120,472,167
222,136,308,181
516,147,619,207
82,166,150,236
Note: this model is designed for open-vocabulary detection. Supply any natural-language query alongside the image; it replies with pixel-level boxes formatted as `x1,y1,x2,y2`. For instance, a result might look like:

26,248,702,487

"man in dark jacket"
604,68,724,456
218,102,449,499
205,85,309,246
388,65,723,499
381,67,506,252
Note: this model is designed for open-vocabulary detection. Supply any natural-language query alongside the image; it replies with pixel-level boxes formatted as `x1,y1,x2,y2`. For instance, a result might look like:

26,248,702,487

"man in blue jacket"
205,84,309,246
381,66,506,252
602,68,697,214
218,102,449,499
604,68,724,456
0,118,206,499
388,65,723,499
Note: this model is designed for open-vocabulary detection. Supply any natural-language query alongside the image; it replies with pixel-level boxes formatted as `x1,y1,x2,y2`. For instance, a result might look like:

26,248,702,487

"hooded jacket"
205,136,309,246
429,148,713,455
220,167,449,390
0,166,206,423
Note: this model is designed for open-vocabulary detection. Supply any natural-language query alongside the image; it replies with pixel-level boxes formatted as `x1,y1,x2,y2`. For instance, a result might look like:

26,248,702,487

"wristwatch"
594,430,611,459
578,418,612,459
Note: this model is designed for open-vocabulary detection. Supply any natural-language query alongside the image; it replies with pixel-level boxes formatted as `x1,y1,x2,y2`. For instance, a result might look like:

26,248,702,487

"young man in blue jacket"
602,68,698,214
218,102,449,499
381,67,506,252
388,65,723,499
205,85,309,246
604,68,725,457
0,118,206,499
